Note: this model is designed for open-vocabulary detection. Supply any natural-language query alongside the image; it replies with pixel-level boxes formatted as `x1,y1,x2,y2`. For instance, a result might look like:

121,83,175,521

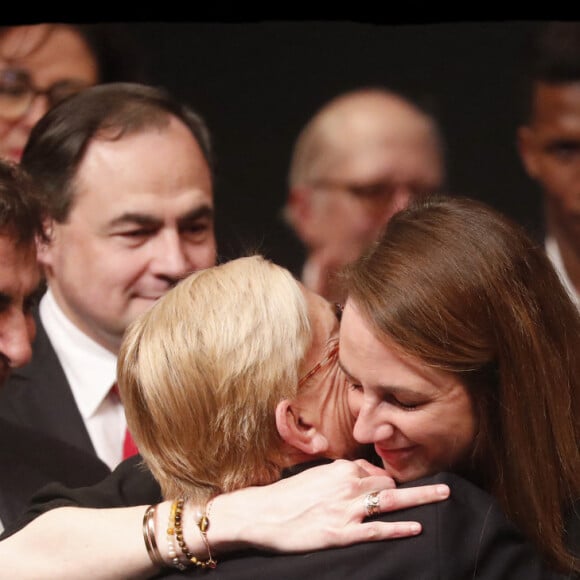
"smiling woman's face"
339,299,477,483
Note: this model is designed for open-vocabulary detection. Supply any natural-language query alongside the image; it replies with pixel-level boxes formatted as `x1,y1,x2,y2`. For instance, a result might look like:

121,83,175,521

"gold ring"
364,491,381,517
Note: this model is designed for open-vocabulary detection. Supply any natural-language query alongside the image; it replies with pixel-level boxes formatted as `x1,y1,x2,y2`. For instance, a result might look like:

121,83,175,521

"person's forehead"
317,141,441,189
532,81,580,127
72,119,213,210
0,25,53,60
317,111,441,183
0,25,98,85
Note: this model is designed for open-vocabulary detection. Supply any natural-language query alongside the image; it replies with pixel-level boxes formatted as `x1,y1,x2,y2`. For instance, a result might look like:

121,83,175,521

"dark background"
122,21,546,270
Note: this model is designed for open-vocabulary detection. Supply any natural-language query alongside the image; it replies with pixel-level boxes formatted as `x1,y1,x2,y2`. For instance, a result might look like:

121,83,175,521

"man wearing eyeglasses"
282,88,445,303
0,24,143,162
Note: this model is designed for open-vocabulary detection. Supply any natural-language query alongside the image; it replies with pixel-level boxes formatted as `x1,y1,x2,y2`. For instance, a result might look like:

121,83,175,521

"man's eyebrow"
177,205,214,223
109,205,214,228
109,213,161,228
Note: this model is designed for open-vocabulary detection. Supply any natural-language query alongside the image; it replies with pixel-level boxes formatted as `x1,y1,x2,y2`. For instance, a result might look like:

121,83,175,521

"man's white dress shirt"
39,289,126,470
545,237,580,309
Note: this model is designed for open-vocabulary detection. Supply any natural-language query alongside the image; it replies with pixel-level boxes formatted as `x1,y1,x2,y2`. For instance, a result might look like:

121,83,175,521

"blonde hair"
118,256,311,503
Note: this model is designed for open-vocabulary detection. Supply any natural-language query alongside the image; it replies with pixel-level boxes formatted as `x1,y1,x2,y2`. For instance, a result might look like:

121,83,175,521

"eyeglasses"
310,177,431,201
298,303,343,388
0,68,90,120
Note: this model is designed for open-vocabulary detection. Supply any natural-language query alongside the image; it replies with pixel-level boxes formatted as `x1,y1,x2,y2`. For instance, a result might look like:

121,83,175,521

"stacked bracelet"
196,498,217,569
167,500,187,571
143,504,165,568
168,498,217,570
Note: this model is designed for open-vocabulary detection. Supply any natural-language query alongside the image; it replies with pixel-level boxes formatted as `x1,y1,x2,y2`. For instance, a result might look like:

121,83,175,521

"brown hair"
0,159,45,245
21,82,212,223
344,195,580,573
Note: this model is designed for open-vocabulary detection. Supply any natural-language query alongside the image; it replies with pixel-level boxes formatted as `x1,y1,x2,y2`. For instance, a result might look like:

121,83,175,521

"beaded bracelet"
142,504,165,568
169,498,217,570
167,499,188,571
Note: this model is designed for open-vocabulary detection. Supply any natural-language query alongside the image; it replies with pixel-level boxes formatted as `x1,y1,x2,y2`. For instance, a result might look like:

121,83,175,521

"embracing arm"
0,460,450,580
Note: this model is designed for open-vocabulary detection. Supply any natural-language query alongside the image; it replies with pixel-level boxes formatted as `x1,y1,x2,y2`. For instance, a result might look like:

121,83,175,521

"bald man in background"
283,88,445,302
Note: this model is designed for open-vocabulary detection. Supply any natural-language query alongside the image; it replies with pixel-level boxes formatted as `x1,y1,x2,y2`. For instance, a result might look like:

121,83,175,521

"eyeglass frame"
308,177,433,201
298,303,343,388
0,67,91,121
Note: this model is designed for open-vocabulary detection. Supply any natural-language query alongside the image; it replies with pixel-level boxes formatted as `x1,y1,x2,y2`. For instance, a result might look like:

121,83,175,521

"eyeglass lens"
0,68,88,120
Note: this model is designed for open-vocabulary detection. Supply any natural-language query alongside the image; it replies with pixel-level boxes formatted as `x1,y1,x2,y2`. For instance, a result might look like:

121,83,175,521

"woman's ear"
275,399,329,457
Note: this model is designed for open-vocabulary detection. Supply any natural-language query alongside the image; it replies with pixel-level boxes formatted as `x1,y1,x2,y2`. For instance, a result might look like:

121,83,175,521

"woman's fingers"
210,460,451,552
361,483,450,517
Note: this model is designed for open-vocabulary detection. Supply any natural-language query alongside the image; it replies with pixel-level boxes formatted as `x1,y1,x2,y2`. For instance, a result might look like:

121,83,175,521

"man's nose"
149,230,191,281
0,310,35,370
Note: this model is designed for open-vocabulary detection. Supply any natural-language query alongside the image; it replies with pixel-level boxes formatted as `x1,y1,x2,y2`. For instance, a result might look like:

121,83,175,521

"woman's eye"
395,400,420,410
385,395,422,410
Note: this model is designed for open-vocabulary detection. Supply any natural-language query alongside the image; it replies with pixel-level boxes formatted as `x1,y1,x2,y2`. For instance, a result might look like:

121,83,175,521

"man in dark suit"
0,83,219,471
0,160,109,533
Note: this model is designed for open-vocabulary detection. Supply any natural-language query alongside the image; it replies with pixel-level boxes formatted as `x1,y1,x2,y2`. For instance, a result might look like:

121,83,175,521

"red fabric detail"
110,383,139,459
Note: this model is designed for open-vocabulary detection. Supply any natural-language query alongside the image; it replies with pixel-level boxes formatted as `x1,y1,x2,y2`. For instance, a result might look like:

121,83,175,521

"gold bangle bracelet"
143,504,165,567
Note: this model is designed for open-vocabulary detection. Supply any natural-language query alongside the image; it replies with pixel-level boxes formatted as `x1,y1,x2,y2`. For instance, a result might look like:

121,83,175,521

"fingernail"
410,523,421,534
437,485,450,497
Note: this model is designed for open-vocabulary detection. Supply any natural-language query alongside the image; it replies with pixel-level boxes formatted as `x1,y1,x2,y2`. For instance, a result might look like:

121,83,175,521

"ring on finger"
364,491,381,517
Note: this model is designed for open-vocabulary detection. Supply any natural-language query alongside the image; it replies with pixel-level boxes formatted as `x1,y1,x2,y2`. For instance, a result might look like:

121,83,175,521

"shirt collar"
545,236,580,308
39,288,118,419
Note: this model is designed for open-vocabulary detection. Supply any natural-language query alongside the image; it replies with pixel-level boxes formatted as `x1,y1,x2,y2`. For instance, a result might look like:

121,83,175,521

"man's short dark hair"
0,159,45,246
521,21,580,122
21,82,214,223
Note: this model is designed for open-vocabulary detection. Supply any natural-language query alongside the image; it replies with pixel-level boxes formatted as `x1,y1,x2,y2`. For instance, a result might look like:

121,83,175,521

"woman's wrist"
151,499,223,570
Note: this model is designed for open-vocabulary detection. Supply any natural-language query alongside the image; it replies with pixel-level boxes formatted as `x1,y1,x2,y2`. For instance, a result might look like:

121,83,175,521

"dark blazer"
0,311,96,456
6,458,574,579
0,418,110,532
161,473,566,580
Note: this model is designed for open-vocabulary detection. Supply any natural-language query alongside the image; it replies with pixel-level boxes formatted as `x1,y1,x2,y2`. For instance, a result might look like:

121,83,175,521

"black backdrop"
88,22,552,269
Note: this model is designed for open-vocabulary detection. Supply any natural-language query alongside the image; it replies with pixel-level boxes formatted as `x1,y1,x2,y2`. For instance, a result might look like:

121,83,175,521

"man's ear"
275,399,329,457
286,186,315,240
517,125,540,180
36,217,55,267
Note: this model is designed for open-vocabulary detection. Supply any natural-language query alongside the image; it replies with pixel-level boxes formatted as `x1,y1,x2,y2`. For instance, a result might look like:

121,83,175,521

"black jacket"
5,456,574,579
